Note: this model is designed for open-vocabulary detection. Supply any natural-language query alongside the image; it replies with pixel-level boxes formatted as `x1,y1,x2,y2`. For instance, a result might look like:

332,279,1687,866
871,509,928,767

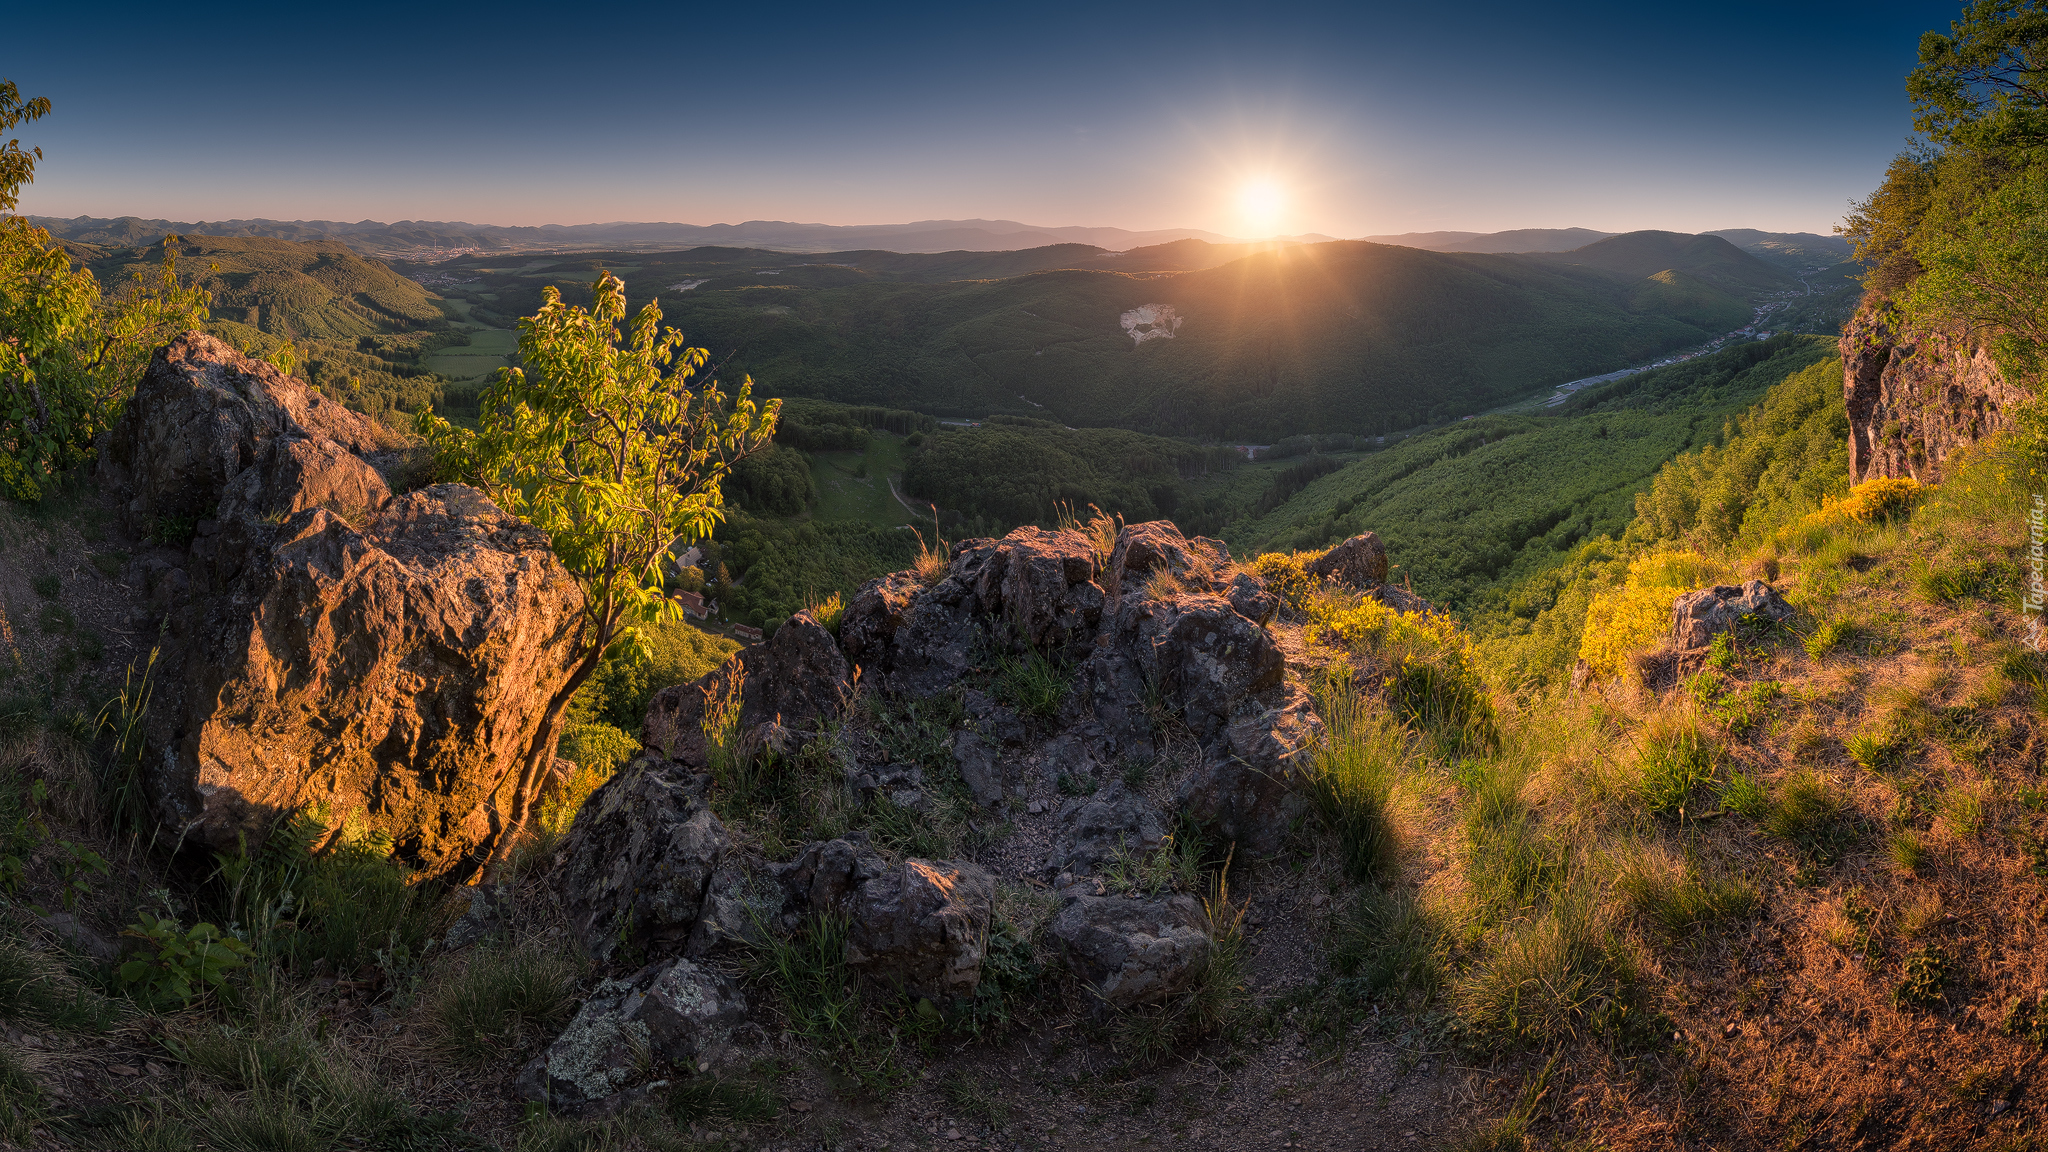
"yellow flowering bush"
1577,550,1725,679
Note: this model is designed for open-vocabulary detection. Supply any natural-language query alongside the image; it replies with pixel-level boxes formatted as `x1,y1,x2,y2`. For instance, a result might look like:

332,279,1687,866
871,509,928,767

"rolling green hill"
1217,335,1838,609
74,236,460,422
1529,230,1794,297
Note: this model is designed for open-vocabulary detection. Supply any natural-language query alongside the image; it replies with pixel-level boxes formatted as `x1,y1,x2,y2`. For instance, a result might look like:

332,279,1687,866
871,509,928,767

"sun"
1236,178,1287,236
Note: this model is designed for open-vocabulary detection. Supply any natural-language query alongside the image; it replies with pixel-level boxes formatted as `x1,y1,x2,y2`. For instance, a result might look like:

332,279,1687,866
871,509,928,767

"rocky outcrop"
98,333,585,873
642,609,850,768
515,957,747,1109
1307,532,1390,588
1051,892,1212,1009
1669,580,1795,652
1841,307,2031,484
552,756,728,963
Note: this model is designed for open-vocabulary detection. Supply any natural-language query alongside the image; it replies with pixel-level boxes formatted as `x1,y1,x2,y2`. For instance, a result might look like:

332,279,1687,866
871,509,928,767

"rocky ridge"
536,524,1412,1109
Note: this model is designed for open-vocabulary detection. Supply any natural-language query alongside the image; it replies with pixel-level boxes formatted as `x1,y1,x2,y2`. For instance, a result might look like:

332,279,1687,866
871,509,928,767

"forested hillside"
73,236,460,422
405,232,1787,440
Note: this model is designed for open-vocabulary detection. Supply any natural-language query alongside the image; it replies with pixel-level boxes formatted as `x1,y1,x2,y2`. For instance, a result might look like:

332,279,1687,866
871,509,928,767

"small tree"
1,81,210,500
416,272,779,862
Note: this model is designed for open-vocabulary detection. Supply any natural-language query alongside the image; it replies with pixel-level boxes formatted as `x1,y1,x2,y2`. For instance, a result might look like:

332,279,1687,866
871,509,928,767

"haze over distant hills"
26,215,1340,258
1364,226,1855,270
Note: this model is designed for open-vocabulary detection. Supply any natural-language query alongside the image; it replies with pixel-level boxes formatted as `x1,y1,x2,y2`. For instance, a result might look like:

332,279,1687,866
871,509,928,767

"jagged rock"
642,609,850,767
842,859,995,999
837,570,921,677
515,958,746,1108
1841,307,2030,484
954,730,1008,807
98,333,585,874
1105,521,1218,595
1176,685,1323,855
685,855,782,958
1126,592,1285,742
442,885,510,952
771,837,995,996
1307,533,1390,588
849,762,930,813
1051,782,1169,875
552,755,728,963
1669,580,1795,651
1224,572,1279,626
984,527,1104,651
773,833,891,918
100,331,405,531
1051,893,1212,1009
963,690,1027,745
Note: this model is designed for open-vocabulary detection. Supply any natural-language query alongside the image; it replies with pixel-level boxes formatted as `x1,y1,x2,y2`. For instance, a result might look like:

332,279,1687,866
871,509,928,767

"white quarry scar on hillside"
1120,303,1183,346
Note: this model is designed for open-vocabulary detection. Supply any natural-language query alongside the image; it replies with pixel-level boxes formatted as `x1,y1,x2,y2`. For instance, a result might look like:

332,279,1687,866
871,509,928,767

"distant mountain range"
1363,226,1855,270
25,214,1340,258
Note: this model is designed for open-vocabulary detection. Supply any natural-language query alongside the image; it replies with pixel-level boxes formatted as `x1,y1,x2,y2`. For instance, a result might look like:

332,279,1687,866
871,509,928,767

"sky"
7,1,1964,238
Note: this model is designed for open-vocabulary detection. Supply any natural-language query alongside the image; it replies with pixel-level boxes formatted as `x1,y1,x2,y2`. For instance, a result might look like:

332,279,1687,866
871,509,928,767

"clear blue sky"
9,1,1960,237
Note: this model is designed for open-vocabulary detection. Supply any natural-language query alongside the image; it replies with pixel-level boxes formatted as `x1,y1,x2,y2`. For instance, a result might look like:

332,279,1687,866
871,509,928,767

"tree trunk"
483,655,600,872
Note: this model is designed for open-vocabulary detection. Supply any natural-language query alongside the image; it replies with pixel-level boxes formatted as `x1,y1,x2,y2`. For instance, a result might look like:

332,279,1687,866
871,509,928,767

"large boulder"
1669,580,1795,651
515,957,747,1109
1051,893,1212,1009
552,755,729,963
842,859,995,999
1127,592,1285,742
642,609,851,767
99,333,585,873
1307,533,1390,588
1104,521,1221,596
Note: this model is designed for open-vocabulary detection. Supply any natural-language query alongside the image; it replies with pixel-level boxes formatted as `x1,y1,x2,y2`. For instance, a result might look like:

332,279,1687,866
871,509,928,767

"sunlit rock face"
1841,306,2030,484
101,331,585,874
1120,303,1183,345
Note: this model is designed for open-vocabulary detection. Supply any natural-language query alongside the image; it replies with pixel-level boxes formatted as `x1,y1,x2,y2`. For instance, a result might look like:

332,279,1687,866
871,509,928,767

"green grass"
1305,681,1406,883
422,326,519,381
1636,714,1720,818
427,943,583,1066
810,431,915,526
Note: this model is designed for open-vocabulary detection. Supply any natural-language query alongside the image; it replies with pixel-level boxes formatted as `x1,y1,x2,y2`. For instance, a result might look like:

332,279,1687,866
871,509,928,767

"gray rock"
515,957,746,1108
1051,782,1168,875
963,689,1027,745
442,885,509,952
1104,521,1218,596
773,833,891,918
843,859,995,999
954,730,1007,807
1175,685,1323,855
1224,572,1279,626
642,609,851,769
552,755,728,963
1051,893,1212,1009
37,913,116,965
684,855,781,958
1307,533,1390,588
1669,580,1795,651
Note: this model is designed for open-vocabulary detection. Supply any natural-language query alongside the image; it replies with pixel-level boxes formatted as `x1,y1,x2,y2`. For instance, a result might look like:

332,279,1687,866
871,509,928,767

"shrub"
1840,476,1921,524
1577,550,1727,680
117,914,253,1009
1310,594,1496,753
1249,550,1317,614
